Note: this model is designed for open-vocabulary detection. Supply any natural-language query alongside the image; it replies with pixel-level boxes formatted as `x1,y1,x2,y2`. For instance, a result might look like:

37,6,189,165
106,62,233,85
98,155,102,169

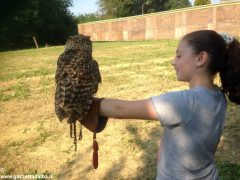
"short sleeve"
150,90,193,126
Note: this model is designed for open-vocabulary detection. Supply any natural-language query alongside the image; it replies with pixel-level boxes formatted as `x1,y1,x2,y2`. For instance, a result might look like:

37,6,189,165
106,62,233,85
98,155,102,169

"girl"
93,30,240,179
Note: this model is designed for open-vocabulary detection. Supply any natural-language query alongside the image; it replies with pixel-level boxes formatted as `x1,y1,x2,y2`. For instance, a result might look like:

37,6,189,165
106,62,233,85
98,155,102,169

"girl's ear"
196,51,208,67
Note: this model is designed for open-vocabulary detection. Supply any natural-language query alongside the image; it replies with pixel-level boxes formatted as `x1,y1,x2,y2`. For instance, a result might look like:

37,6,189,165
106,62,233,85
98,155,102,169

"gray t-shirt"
150,86,227,180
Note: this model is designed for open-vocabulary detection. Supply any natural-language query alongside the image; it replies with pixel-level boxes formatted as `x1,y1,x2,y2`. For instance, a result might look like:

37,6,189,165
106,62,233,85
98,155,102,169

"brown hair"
182,30,240,105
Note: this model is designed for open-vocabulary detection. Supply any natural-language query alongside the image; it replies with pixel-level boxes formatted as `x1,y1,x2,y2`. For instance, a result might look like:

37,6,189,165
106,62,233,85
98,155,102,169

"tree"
164,0,192,10
37,0,77,46
0,0,39,50
76,13,101,24
194,0,211,6
97,0,169,18
0,0,77,51
97,0,192,18
97,0,136,18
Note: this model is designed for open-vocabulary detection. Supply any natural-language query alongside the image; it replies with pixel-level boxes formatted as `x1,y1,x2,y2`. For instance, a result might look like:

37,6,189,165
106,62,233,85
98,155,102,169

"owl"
54,34,102,151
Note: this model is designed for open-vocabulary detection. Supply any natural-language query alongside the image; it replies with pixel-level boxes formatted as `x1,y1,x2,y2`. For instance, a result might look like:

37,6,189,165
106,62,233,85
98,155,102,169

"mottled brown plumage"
54,34,102,151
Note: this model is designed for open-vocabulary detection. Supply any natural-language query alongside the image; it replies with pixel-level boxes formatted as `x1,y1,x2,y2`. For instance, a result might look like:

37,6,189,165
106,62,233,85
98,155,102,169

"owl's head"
65,34,92,52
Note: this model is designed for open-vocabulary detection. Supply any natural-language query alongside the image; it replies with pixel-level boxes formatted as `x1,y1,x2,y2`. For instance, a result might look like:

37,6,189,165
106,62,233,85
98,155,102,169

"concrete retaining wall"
78,2,240,41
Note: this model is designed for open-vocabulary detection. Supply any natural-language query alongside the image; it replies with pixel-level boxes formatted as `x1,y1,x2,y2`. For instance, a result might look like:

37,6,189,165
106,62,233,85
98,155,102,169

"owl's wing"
88,59,102,95
55,52,80,122
55,89,67,121
55,53,68,122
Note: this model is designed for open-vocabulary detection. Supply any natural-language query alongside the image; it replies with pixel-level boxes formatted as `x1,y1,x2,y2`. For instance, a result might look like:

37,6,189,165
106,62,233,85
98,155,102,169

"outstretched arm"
99,98,159,121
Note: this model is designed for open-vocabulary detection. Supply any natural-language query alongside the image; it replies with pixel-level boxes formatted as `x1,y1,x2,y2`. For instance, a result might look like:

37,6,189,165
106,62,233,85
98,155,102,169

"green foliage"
165,0,192,10
75,13,101,24
194,0,211,6
97,0,138,18
97,0,192,18
0,0,77,51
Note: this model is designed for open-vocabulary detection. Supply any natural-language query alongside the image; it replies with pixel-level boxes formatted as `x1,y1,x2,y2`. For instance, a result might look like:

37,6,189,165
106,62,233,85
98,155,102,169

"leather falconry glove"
79,97,108,169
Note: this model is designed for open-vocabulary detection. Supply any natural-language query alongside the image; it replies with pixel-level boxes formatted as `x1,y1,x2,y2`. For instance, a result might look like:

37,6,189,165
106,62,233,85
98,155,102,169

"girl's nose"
171,58,176,66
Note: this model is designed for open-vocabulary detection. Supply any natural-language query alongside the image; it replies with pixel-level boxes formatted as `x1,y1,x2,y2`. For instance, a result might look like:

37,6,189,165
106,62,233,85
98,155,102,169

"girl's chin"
176,74,188,82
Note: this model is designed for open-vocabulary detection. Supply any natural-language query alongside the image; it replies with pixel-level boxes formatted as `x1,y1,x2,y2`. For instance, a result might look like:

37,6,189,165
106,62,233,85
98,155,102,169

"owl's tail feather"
55,106,67,122
68,111,79,124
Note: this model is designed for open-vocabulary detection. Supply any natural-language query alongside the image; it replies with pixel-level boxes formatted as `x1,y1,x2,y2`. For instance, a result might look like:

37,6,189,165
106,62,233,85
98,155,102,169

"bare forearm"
99,98,159,121
99,98,128,119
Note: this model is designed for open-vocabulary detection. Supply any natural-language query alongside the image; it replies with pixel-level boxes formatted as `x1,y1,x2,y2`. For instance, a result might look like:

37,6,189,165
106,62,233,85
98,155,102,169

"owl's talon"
73,122,77,151
70,123,73,138
79,124,83,140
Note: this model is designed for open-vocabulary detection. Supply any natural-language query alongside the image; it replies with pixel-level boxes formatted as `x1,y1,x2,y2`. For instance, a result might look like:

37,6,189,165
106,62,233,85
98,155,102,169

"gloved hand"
79,97,108,169
79,97,108,133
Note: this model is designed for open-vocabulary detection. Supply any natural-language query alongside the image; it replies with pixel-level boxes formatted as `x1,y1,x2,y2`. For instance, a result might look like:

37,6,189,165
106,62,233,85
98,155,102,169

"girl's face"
172,40,198,82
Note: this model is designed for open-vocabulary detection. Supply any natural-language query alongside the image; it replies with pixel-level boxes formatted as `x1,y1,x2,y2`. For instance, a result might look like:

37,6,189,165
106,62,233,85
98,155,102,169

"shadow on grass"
57,145,127,179
101,157,126,179
125,123,161,179
57,146,93,180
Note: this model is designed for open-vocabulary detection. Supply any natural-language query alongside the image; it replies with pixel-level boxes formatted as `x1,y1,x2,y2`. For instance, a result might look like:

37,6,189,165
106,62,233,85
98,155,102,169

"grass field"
0,40,240,179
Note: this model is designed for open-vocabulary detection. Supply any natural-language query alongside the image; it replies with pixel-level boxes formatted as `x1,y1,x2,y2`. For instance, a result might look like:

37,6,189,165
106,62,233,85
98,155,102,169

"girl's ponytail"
219,37,240,105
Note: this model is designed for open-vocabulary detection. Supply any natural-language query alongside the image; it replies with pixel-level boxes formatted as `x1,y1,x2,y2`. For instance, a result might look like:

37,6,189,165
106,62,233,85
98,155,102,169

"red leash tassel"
92,132,99,169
